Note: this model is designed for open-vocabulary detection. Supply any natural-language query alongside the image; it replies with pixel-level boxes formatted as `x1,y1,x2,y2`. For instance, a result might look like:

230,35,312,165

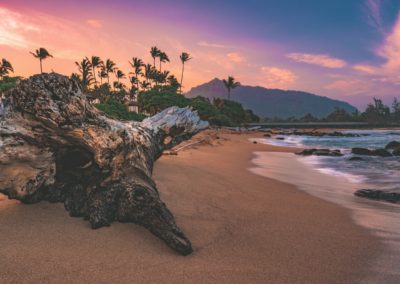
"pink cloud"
197,41,231,49
86,19,102,29
227,52,245,64
260,66,297,89
287,53,347,68
324,79,370,96
352,15,400,84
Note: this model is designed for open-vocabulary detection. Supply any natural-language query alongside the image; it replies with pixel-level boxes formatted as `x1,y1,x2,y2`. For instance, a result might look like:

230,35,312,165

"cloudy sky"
1,0,400,109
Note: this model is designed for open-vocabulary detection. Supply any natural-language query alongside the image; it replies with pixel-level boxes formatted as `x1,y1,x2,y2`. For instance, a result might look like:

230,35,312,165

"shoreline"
0,130,381,283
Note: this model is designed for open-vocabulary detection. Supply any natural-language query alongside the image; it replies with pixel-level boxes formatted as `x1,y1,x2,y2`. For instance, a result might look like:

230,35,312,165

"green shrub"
0,76,21,93
95,99,144,121
189,96,219,120
208,114,234,126
138,85,190,115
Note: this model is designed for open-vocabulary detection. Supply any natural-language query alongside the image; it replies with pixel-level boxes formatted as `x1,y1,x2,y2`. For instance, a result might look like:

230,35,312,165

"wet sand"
0,131,380,283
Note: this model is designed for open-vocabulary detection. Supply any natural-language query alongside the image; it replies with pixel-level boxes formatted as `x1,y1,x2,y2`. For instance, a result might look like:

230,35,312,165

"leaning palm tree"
158,52,169,72
104,59,116,85
129,57,143,91
0,58,14,79
30,48,53,73
90,56,103,86
179,52,192,94
222,76,240,100
150,46,161,68
75,57,93,91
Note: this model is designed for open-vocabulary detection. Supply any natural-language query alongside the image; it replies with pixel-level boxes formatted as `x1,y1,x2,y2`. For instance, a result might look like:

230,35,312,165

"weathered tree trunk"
0,73,208,255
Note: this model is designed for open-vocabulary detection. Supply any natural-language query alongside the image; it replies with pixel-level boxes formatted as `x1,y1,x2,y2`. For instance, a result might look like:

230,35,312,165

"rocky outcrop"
354,189,400,203
295,148,343,157
264,129,365,138
0,73,209,255
351,148,392,157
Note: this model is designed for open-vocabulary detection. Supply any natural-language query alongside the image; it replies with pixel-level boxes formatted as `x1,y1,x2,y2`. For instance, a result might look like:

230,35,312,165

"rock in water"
0,73,209,255
354,189,400,203
385,141,400,150
295,148,343,157
351,147,392,157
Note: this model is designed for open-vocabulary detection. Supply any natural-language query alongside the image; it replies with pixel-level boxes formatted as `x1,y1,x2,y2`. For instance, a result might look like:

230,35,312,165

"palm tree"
160,70,170,85
75,57,93,91
150,46,161,68
90,56,103,86
144,64,154,87
30,48,53,73
167,74,181,91
222,76,240,100
0,58,14,79
129,57,143,91
115,69,126,83
129,76,139,94
179,52,192,94
98,67,107,85
104,59,116,85
141,81,150,91
159,52,169,72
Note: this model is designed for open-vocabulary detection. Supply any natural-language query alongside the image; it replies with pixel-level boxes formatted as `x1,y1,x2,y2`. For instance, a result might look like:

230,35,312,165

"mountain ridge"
186,78,358,119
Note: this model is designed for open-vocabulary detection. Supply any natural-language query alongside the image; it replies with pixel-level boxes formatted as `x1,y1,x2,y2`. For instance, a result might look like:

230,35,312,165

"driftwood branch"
0,73,208,255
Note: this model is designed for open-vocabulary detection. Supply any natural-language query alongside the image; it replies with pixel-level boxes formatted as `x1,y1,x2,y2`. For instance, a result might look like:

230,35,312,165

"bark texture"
0,73,208,255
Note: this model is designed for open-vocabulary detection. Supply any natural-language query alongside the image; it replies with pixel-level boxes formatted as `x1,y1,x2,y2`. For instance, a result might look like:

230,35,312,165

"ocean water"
252,129,400,281
262,129,400,190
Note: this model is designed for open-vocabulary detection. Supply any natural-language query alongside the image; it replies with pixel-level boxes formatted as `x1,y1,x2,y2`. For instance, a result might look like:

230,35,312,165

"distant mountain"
186,78,358,119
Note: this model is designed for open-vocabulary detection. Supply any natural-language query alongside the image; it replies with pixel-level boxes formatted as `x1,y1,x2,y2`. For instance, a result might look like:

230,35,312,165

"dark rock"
295,149,317,155
295,148,343,157
354,189,400,203
263,133,271,137
393,148,400,156
349,157,364,161
352,148,372,155
276,137,285,140
351,147,392,157
373,149,392,157
385,141,400,150
253,141,257,144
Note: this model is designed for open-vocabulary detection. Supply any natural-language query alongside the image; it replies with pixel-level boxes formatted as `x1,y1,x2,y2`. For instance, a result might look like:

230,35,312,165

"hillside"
186,78,357,119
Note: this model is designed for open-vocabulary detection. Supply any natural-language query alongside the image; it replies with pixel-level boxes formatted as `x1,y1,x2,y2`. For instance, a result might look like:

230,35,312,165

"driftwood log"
0,73,208,255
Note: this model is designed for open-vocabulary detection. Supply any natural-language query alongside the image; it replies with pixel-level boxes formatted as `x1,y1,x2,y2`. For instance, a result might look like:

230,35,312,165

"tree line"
263,97,400,125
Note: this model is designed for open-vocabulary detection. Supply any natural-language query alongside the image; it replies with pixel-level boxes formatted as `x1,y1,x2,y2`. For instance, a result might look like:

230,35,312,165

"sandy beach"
0,130,380,283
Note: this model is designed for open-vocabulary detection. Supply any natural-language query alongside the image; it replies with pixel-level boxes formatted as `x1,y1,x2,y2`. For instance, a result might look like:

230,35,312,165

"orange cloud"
324,79,369,95
86,19,103,29
260,66,297,89
287,53,347,68
227,52,245,64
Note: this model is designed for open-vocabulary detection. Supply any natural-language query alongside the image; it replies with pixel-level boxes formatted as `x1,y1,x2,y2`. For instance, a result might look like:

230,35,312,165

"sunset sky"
1,0,400,109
